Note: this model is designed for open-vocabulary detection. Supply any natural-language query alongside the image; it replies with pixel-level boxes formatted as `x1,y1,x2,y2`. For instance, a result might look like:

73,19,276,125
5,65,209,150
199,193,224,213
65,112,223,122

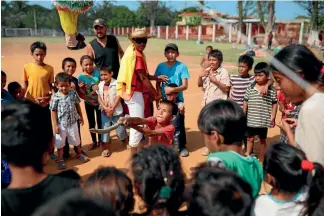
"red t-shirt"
278,91,295,119
134,56,146,92
146,116,175,146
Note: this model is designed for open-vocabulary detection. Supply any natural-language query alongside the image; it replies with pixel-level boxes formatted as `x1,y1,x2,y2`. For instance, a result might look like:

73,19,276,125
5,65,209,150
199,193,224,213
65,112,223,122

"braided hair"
131,145,185,216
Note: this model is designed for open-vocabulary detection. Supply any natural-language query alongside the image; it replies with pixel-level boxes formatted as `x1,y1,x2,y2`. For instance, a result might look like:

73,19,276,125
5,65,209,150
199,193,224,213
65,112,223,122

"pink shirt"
146,116,175,146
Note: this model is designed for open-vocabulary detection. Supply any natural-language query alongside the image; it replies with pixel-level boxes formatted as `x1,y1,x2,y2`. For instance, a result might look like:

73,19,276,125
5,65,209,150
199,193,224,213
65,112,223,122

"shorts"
246,127,268,139
54,122,80,149
101,113,127,143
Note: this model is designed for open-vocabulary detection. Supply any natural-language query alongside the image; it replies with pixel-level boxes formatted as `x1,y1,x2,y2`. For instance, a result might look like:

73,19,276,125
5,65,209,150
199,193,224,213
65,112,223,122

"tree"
295,1,324,45
180,7,200,13
138,1,159,35
255,1,276,44
108,6,136,27
237,0,243,43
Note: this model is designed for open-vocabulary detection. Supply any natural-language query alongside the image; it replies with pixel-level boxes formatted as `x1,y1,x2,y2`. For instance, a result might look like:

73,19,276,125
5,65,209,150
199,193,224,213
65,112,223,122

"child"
271,45,324,165
165,83,188,157
243,62,277,163
7,82,24,100
198,100,263,198
253,143,324,216
188,166,253,216
198,49,231,106
61,57,83,158
84,167,134,216
131,145,186,216
200,45,213,69
198,49,231,156
23,41,54,107
229,55,255,108
230,55,272,108
154,43,190,110
1,71,14,103
78,55,102,150
1,101,81,216
32,189,116,216
119,100,177,148
50,72,89,170
98,67,128,157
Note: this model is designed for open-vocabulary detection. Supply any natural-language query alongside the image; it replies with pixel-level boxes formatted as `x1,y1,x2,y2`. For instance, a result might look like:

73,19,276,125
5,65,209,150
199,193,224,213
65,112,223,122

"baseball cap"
93,18,107,27
164,43,179,52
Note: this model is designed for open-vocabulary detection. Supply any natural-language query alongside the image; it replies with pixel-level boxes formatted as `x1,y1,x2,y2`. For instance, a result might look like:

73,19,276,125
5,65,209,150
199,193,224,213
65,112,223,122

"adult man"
86,18,124,79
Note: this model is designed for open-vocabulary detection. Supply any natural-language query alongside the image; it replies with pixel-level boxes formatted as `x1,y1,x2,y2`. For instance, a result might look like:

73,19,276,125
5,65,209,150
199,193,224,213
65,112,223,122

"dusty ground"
1,37,279,196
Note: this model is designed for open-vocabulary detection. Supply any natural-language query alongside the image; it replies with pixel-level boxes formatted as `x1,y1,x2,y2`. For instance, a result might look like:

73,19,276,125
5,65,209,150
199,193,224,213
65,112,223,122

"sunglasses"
133,38,147,44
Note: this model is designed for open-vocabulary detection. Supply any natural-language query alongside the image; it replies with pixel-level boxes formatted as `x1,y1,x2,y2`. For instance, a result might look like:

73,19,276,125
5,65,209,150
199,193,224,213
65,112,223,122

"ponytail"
303,162,324,215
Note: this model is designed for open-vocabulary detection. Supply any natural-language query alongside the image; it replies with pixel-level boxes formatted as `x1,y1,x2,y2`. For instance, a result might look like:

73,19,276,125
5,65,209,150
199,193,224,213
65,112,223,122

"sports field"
1,36,279,195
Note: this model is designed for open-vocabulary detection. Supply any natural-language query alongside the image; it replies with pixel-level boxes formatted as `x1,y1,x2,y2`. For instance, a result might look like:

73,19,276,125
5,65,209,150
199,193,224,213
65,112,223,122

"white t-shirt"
252,187,308,216
295,93,324,165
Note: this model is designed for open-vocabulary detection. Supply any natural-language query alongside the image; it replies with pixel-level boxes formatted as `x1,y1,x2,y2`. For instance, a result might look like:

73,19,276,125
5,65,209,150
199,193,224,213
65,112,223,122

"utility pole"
33,8,37,36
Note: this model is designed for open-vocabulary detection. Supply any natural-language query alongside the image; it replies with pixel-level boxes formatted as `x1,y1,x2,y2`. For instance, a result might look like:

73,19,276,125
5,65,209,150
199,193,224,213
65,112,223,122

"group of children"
2,97,324,216
1,41,193,170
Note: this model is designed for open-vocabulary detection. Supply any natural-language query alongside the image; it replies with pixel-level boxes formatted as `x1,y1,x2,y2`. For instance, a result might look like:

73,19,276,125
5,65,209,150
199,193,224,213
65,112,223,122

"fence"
112,22,309,46
2,22,309,46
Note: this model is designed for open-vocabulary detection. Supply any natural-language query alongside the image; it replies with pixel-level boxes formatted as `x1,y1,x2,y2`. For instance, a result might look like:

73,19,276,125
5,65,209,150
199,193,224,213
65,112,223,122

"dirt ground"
1,37,279,196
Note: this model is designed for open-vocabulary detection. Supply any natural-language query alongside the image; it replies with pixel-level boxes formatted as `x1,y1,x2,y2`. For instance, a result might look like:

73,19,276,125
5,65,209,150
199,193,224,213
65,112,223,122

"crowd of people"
1,17,324,216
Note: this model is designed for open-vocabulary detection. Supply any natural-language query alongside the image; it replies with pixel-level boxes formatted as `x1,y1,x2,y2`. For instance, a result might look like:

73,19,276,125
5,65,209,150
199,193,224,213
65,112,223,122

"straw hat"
128,28,151,40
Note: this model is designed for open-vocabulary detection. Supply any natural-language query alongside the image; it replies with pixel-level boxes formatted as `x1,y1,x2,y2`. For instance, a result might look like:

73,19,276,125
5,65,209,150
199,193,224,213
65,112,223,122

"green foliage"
108,6,136,27
185,15,201,26
181,7,200,13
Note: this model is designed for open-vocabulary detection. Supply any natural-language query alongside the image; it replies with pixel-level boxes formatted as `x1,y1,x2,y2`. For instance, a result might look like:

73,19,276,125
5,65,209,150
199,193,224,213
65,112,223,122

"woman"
117,28,164,155
271,44,324,165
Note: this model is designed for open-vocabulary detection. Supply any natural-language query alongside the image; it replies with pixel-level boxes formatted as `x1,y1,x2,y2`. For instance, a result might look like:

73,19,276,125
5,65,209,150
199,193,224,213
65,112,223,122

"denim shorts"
101,113,127,143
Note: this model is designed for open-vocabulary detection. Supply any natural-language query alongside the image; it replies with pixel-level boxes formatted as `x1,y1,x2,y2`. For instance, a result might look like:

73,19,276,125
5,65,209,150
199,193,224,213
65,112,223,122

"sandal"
101,149,111,157
77,154,90,163
57,160,66,170
87,142,98,151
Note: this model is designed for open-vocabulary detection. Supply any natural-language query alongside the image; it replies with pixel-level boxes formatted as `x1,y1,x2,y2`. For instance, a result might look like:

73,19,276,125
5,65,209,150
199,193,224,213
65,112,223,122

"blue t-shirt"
154,61,190,102
78,70,100,105
1,90,14,103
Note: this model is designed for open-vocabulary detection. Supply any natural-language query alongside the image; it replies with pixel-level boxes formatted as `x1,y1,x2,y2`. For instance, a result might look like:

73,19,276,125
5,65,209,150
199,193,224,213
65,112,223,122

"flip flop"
101,149,111,157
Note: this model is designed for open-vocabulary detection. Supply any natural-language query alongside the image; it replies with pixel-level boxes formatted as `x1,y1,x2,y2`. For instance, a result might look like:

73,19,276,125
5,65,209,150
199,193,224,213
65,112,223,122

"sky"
28,0,308,20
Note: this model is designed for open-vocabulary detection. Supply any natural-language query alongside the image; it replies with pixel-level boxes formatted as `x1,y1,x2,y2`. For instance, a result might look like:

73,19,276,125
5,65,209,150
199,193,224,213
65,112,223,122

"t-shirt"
230,74,255,107
207,151,263,198
146,116,175,146
202,66,231,106
296,93,324,165
1,170,80,216
244,82,277,128
252,187,308,216
1,90,14,103
154,61,190,102
134,56,146,93
23,63,54,101
49,89,81,127
78,70,100,106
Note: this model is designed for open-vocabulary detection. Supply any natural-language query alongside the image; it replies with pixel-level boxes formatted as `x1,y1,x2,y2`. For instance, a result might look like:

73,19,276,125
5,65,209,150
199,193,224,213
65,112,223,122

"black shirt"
1,170,80,216
90,35,120,79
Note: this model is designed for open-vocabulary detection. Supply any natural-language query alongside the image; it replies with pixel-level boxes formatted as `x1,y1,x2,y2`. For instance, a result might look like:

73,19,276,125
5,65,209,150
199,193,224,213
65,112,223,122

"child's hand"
78,82,84,88
259,85,268,96
92,84,99,91
119,117,130,126
54,126,60,134
270,118,276,128
157,75,168,83
285,118,297,128
199,69,209,78
79,117,84,126
164,86,174,95
208,73,218,83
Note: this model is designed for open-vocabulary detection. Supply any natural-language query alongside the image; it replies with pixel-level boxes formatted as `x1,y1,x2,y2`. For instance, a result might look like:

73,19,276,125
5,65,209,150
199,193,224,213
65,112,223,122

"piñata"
52,0,93,50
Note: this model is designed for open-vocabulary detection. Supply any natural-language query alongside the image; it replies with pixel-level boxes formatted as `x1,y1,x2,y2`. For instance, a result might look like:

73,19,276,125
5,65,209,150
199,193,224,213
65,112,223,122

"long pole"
34,8,37,36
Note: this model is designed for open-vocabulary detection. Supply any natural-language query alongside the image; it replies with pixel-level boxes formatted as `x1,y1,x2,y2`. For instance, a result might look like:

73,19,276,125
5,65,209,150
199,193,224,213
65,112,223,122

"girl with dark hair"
83,167,135,216
131,145,186,216
271,44,324,164
188,166,253,216
253,143,324,216
78,55,102,150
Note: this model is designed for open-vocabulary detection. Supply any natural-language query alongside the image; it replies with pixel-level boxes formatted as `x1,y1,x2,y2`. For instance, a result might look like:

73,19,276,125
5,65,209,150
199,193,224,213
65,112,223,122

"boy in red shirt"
119,100,177,147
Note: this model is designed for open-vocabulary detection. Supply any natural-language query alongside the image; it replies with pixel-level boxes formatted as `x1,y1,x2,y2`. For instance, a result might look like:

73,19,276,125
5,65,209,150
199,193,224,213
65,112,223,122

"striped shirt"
230,75,255,107
244,82,277,128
